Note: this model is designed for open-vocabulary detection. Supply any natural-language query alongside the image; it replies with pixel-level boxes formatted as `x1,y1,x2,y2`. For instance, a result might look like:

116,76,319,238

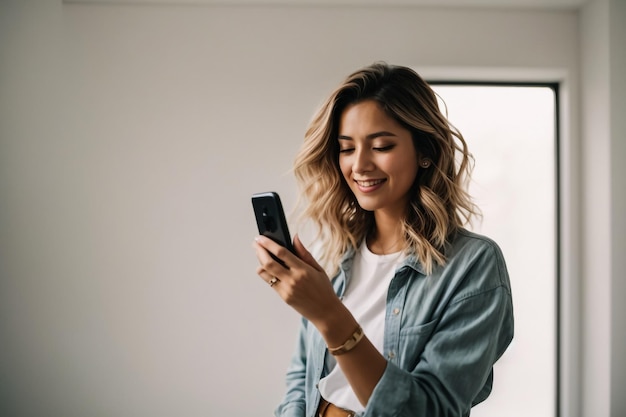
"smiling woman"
337,100,419,232
252,62,514,417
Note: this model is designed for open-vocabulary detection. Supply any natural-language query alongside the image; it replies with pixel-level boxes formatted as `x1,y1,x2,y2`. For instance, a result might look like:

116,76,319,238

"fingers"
254,236,294,263
253,235,341,323
253,236,292,278
256,265,281,289
254,235,321,294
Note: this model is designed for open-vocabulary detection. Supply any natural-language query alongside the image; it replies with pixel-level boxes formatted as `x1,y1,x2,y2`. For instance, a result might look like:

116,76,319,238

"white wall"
0,1,604,416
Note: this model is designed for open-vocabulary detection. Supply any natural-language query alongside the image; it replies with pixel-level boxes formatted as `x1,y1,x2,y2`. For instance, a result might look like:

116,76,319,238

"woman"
253,62,514,417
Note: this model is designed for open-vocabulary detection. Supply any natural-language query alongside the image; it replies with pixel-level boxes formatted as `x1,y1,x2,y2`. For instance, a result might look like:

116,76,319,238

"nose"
352,148,374,174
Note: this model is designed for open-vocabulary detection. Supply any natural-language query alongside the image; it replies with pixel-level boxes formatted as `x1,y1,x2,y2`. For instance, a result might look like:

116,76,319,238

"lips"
354,178,386,193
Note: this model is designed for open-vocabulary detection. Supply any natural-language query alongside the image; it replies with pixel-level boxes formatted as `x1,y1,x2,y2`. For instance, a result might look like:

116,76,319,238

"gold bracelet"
328,325,364,356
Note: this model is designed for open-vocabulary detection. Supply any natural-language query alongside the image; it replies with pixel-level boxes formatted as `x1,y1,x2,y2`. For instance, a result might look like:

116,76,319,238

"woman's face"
337,100,419,219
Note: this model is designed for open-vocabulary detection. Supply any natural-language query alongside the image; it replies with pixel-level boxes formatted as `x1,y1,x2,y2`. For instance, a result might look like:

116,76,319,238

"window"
430,84,558,417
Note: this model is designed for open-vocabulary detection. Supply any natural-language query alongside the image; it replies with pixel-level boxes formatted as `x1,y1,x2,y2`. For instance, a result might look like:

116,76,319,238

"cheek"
397,157,419,185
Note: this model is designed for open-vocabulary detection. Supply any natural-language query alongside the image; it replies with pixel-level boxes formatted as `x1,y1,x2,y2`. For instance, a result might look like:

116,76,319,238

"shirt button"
393,308,400,315
388,351,396,359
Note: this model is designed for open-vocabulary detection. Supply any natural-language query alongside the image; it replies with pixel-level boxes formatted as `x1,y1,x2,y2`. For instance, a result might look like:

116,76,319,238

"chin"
354,198,379,212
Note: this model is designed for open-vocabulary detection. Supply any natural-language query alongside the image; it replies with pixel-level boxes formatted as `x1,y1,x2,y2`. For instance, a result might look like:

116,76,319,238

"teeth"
356,179,384,187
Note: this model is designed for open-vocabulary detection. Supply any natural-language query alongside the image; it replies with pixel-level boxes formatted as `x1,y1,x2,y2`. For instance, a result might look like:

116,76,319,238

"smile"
355,179,385,187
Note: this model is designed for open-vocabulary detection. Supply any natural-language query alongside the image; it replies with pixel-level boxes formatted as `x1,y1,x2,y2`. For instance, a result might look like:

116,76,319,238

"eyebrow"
337,131,398,141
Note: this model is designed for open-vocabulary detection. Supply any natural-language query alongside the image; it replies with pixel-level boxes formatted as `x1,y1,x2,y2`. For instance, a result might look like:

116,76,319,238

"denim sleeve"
365,269,514,415
274,317,309,417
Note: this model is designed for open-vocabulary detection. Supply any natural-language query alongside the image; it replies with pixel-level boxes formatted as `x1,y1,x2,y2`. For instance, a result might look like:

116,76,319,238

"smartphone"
251,191,295,255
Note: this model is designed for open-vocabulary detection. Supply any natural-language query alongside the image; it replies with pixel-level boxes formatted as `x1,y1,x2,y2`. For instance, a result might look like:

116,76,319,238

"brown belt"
317,397,356,417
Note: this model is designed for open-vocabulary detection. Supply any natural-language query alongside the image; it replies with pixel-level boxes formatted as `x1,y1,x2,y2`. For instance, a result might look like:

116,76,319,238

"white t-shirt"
318,242,404,412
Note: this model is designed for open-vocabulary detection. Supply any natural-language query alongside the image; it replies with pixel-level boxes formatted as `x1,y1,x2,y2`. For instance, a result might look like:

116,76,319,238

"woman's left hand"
253,235,345,327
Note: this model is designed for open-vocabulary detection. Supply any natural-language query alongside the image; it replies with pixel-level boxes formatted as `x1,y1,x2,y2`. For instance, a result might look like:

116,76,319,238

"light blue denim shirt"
275,229,514,417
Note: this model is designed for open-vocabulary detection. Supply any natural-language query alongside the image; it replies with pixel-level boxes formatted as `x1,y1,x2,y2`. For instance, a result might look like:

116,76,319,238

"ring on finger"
268,277,280,287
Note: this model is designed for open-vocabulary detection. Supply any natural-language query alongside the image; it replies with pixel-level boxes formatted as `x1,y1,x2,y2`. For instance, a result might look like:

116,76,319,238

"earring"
420,159,431,168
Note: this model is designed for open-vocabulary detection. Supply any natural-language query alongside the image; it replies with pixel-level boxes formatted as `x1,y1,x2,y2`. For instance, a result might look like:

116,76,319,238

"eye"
339,148,354,154
373,145,395,152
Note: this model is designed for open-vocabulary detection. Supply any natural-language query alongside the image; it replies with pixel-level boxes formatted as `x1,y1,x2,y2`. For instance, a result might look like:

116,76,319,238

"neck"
368,210,405,255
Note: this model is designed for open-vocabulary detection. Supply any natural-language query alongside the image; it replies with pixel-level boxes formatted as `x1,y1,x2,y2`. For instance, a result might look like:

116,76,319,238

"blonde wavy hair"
294,62,479,275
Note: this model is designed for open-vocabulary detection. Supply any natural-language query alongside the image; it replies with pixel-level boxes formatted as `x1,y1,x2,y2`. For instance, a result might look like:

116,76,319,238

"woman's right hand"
252,235,350,332
254,234,387,407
